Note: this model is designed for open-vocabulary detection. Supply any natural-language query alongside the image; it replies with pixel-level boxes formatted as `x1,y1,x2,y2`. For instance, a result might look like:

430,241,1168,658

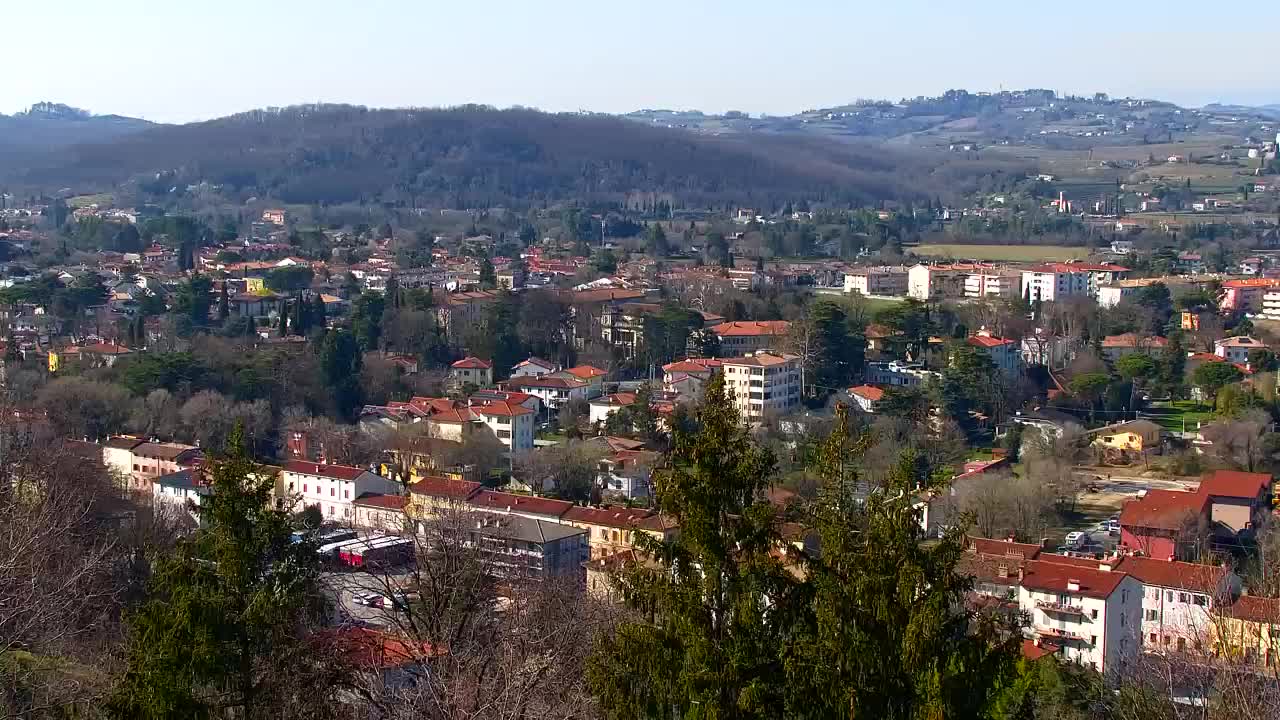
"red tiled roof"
509,376,587,390
1119,490,1207,531
1198,470,1271,500
1113,556,1228,594
561,505,656,529
352,493,409,510
468,490,573,518
848,385,885,402
1224,595,1280,624
473,400,533,417
709,320,791,337
969,536,1042,560
662,359,722,374
1021,639,1061,661
284,460,368,481
1019,559,1128,600
568,288,646,304
561,365,607,380
320,627,442,669
1037,553,1107,569
593,392,637,407
408,476,481,501
451,356,493,370
83,342,132,355
968,334,1015,348
1222,278,1280,289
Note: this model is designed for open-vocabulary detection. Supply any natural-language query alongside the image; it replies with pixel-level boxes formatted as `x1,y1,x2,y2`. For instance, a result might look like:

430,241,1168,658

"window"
1178,592,1189,603
288,482,294,491
1150,633,1157,644
1091,609,1098,620
303,484,308,493
1145,609,1158,621
1177,637,1186,652
1193,595,1207,607
330,488,335,497
344,490,349,499
497,430,511,439
1167,591,1175,602
1090,636,1097,647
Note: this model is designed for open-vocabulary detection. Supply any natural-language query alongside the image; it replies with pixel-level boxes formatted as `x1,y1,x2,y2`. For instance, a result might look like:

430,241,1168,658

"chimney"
1017,566,1025,582
1067,579,1081,592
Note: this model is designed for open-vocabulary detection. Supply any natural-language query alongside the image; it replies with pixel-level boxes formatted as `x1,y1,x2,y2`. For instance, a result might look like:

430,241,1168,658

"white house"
847,385,884,413
472,400,535,452
1021,331,1074,369
1214,336,1266,366
865,361,940,387
152,468,211,520
507,375,595,410
1097,284,1137,309
511,357,558,378
283,460,401,523
1020,264,1089,302
1017,558,1142,675
1114,556,1238,656
589,392,637,426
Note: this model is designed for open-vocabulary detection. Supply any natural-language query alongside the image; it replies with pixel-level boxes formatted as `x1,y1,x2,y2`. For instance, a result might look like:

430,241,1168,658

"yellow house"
1213,595,1280,667
560,505,676,561
244,277,266,293
1090,419,1163,452
404,475,483,521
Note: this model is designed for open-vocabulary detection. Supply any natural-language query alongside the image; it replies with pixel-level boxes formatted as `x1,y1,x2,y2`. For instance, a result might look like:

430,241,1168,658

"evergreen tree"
277,304,289,336
319,329,363,419
107,428,336,719
311,294,327,329
291,295,308,336
218,282,230,321
645,222,670,257
588,374,794,719
478,257,497,288
784,404,1022,719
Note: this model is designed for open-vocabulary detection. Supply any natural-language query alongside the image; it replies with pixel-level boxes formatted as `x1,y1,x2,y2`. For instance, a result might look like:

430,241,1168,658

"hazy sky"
6,0,1279,123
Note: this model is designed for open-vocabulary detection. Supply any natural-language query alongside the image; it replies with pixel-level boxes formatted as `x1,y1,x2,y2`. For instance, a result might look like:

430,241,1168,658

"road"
320,568,414,628
1072,470,1199,495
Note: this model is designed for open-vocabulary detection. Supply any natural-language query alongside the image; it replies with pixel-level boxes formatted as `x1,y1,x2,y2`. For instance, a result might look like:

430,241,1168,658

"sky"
5,0,1279,124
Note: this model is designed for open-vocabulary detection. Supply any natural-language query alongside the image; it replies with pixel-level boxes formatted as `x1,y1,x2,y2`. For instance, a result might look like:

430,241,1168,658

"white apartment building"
1097,285,1137,309
1021,264,1089,302
967,330,1021,376
1263,290,1280,321
1114,556,1238,656
283,460,400,523
844,267,908,297
474,401,535,452
1021,331,1074,369
907,264,973,301
721,352,801,423
1017,558,1142,675
865,361,940,387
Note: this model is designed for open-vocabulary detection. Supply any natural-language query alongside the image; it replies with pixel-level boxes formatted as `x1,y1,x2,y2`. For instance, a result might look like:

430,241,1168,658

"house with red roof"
1015,558,1142,674
708,320,792,356
282,460,401,524
965,329,1020,375
449,356,494,389
511,357,558,379
1197,469,1273,536
847,384,884,413
1119,489,1209,561
1114,555,1238,655
1100,333,1168,362
507,374,596,410
588,392,638,427
561,505,675,560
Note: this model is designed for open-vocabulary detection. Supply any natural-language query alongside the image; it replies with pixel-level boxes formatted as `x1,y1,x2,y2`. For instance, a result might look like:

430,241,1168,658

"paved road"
320,568,413,628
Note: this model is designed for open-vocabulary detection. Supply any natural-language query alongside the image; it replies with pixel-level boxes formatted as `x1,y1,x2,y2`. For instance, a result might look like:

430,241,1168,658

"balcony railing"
1036,600,1086,617
1035,625,1086,643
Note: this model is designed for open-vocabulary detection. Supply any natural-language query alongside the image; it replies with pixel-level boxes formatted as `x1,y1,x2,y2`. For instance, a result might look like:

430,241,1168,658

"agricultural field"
911,244,1091,262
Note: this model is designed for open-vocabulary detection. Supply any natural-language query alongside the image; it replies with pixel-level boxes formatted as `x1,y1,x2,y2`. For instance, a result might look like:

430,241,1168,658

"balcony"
1036,600,1086,617
1035,625,1086,643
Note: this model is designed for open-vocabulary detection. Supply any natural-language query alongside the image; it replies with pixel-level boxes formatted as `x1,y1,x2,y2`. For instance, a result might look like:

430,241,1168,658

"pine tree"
291,295,307,336
311,294,327,329
783,404,1022,719
106,428,336,719
277,304,289,336
588,374,794,719
218,282,230,321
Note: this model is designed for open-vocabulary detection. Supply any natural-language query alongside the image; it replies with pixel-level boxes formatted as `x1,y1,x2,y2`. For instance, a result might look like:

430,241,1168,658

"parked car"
1064,531,1086,548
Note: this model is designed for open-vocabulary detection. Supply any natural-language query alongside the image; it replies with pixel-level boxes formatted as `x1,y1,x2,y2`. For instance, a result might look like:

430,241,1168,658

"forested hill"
0,103,153,165
12,104,1029,208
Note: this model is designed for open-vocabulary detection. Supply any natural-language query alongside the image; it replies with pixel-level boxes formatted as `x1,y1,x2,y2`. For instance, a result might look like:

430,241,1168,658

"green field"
912,244,1090,262
66,193,114,208
1144,400,1215,433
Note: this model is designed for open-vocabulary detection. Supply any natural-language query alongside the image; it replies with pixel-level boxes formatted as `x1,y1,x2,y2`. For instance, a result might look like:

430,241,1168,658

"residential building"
1114,556,1237,655
847,385,884,413
661,358,721,395
963,270,1023,299
262,208,287,226
1119,490,1208,561
105,440,203,495
1176,252,1206,275
406,475,483,524
152,468,211,519
1220,278,1280,314
1100,334,1168,362
589,392,637,427
511,357,558,378
352,493,411,532
467,489,573,523
507,374,596,410
560,505,674,560
597,449,661,501
1021,330,1074,369
1016,558,1142,675
1240,257,1264,275
844,267,908,296
1214,336,1266,366
720,351,802,423
472,400,536,452
907,263,985,301
1021,264,1089,302
966,330,1020,376
1213,595,1280,666
1097,284,1138,309
1090,420,1163,455
1197,469,1272,536
464,513,588,583
708,321,792,356
865,360,940,387
448,356,494,389
553,365,608,394
283,461,401,523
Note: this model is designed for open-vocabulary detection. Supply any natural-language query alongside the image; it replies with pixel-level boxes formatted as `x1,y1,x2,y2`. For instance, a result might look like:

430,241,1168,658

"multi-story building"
1021,264,1089,302
560,505,675,561
448,356,494,389
1017,557,1142,675
464,513,588,584
152,468,211,520
720,351,802,423
507,374,597,411
865,361,940,387
963,270,1023,300
1100,333,1168,362
1021,330,1074,369
708,321,792,356
844,267,908,297
1220,278,1280,314
1119,489,1208,561
1097,284,1138,309
966,330,1020,376
1114,556,1237,656
907,263,988,301
1197,469,1273,536
103,437,203,495
283,460,401,523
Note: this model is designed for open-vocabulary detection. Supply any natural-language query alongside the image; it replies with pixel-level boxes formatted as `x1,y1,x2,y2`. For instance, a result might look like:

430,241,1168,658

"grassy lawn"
912,244,1090,262
66,193,114,208
1144,400,1215,433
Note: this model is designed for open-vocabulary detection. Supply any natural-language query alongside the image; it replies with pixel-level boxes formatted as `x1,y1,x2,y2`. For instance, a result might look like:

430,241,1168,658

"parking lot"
321,567,415,628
